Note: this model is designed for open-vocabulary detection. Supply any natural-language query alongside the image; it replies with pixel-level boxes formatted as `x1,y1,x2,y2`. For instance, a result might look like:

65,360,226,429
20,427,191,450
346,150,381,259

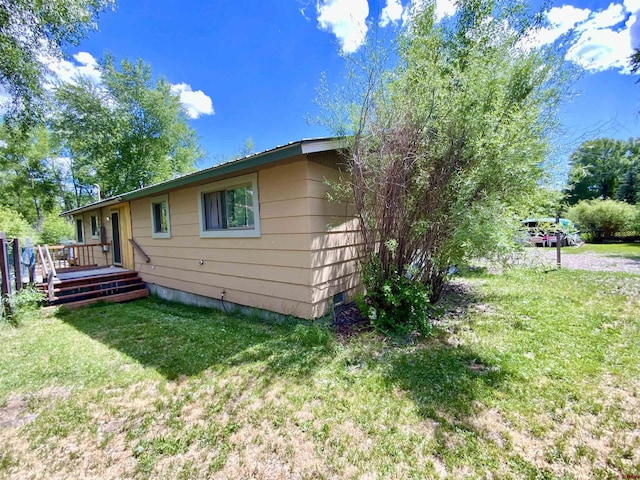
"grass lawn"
1,268,639,479
562,242,640,259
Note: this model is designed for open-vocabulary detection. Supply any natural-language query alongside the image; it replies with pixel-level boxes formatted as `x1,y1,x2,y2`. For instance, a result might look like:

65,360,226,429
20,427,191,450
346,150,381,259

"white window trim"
90,212,100,240
198,173,261,238
75,217,85,245
150,194,171,239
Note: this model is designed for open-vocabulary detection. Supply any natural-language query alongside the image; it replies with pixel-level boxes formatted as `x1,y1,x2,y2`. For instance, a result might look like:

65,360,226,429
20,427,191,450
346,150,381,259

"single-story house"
61,138,361,319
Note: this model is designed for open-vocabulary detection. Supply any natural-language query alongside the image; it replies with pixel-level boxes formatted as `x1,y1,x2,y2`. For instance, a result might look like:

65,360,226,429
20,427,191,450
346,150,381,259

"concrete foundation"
147,283,293,323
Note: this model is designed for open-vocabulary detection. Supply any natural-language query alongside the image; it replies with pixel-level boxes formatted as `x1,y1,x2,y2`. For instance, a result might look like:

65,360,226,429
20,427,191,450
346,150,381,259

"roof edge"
61,137,343,216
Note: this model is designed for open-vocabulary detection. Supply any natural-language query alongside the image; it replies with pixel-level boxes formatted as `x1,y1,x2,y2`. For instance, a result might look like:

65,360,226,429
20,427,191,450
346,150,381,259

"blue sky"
42,0,640,173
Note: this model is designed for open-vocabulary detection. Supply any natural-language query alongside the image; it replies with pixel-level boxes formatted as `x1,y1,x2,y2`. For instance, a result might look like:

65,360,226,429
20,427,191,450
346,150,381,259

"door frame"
110,209,123,266
108,203,134,269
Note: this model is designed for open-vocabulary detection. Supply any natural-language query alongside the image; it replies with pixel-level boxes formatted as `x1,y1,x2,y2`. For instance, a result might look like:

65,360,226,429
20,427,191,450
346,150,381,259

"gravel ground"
527,248,640,274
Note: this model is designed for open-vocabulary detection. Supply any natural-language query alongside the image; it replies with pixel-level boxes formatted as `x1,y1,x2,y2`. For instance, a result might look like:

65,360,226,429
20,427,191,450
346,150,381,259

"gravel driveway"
528,248,640,274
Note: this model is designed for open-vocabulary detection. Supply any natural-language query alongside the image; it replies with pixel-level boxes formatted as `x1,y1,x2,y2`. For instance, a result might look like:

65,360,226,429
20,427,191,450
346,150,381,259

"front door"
111,210,122,265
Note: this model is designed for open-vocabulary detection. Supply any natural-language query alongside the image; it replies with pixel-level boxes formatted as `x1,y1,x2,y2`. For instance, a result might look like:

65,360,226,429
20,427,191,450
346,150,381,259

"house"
61,138,360,319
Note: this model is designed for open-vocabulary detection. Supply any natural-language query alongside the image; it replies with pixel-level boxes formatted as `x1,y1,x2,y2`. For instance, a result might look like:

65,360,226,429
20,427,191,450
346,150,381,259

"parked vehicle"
522,218,582,247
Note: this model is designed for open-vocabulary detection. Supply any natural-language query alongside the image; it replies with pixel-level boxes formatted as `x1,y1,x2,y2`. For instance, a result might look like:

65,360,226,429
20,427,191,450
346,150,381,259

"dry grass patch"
0,271,638,479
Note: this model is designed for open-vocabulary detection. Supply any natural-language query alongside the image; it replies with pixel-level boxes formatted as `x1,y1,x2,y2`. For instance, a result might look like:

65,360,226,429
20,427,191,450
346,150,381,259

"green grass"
0,270,639,479
562,242,640,258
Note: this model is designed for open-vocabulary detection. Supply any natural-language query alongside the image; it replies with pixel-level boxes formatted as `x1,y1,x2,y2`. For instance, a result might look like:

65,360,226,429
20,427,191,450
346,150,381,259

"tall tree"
0,124,64,225
0,0,114,125
53,56,203,200
322,0,568,329
565,138,637,204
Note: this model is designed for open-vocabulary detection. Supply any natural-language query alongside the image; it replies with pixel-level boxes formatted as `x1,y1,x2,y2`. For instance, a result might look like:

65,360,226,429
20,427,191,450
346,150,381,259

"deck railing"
36,245,56,302
36,243,111,272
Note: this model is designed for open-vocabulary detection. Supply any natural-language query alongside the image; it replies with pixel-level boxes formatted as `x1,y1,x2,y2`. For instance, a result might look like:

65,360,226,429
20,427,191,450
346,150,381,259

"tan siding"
71,209,112,267
306,157,361,317
128,157,316,317
99,151,362,319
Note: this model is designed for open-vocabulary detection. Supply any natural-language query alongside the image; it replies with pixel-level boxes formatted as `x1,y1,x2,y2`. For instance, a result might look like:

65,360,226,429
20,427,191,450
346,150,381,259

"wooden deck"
39,266,149,309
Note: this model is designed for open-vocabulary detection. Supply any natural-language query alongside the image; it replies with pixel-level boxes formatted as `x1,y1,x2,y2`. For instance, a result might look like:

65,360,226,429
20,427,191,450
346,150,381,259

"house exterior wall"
72,209,111,267
306,154,362,318
73,151,360,319
129,157,317,318
75,203,136,269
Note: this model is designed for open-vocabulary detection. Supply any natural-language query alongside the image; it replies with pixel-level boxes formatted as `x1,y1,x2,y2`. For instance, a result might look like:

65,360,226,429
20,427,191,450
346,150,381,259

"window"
76,218,84,243
90,214,100,239
198,173,261,238
150,194,171,239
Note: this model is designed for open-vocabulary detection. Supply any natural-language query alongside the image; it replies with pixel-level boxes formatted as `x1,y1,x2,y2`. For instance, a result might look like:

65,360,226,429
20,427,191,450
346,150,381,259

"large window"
150,194,171,239
198,173,261,238
90,213,100,239
76,218,84,244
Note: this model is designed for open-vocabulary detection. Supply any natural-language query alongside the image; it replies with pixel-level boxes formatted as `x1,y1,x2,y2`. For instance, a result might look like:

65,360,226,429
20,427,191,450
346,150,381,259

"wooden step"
56,289,150,310
53,276,143,295
40,271,139,290
53,281,147,304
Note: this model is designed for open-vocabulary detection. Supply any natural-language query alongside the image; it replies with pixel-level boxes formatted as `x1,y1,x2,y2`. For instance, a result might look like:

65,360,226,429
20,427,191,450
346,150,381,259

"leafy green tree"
0,0,114,125
0,205,34,240
322,0,568,326
53,56,204,200
0,124,65,225
39,211,74,244
617,167,639,204
565,138,634,204
631,48,640,74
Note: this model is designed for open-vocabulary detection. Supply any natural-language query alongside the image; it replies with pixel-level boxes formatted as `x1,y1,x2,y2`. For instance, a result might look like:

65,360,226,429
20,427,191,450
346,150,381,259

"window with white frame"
90,213,100,239
150,194,171,239
198,173,261,238
75,218,84,243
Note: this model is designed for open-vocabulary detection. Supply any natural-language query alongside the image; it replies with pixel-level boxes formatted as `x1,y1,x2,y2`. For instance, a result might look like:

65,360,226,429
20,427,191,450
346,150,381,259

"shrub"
357,261,432,335
566,199,636,240
0,205,34,241
1,286,44,325
39,212,74,244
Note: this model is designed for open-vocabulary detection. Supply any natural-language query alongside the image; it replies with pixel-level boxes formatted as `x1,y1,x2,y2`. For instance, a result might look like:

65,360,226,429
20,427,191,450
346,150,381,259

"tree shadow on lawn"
381,278,511,422
382,343,509,422
57,298,334,382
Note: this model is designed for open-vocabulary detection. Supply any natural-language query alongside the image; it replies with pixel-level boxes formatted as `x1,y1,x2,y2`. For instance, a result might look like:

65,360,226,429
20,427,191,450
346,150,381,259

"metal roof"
61,137,344,216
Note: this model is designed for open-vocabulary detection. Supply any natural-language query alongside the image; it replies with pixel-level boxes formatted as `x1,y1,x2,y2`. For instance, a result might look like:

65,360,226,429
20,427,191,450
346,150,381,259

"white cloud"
583,3,626,30
568,15,634,72
170,83,214,119
547,5,591,32
40,51,214,118
317,0,369,54
380,0,403,27
625,0,640,11
434,0,456,22
566,3,635,73
525,2,638,73
630,10,640,48
46,51,103,85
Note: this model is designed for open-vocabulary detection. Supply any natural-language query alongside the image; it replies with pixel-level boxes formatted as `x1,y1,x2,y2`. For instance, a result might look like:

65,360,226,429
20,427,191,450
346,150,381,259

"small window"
76,218,84,244
90,214,100,239
150,194,171,239
198,173,261,238
333,292,346,307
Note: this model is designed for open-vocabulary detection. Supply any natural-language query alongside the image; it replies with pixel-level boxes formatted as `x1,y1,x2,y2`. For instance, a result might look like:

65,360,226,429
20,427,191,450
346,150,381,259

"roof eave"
60,137,344,217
